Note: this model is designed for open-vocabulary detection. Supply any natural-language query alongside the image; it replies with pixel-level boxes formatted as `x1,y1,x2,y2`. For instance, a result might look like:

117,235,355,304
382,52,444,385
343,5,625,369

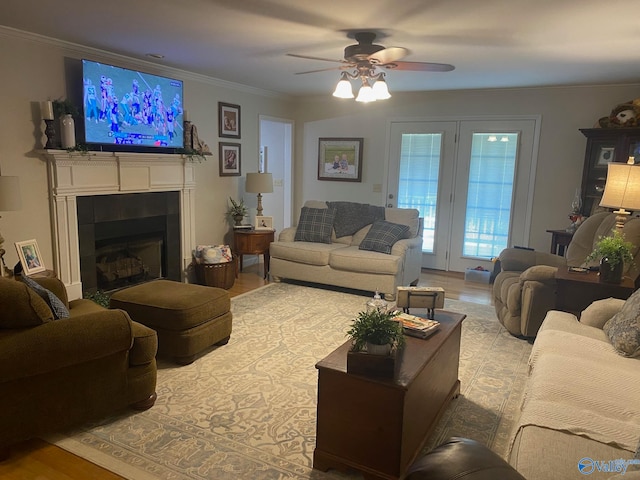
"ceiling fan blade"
368,47,409,65
294,65,352,75
287,53,346,64
383,61,455,72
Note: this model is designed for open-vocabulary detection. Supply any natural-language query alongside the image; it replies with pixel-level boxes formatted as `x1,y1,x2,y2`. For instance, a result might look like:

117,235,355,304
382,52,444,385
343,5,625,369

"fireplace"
77,191,181,293
42,150,196,300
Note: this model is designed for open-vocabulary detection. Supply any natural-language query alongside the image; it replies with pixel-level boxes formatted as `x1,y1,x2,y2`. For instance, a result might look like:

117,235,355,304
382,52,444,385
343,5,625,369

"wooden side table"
555,267,635,316
546,229,574,256
233,229,275,279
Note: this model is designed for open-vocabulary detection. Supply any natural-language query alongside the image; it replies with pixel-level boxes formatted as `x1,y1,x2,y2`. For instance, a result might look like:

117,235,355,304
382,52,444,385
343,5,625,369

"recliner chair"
493,211,640,337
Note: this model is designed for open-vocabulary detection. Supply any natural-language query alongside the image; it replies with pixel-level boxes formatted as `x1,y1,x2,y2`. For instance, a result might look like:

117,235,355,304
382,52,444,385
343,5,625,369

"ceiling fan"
288,31,455,74
287,31,454,102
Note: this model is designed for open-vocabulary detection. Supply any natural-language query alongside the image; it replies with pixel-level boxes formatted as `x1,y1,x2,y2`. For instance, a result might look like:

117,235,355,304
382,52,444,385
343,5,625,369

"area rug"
47,282,532,479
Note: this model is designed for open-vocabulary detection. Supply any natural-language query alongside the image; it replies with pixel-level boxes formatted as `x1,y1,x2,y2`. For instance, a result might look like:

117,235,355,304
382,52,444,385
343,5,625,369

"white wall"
293,85,640,254
0,28,294,273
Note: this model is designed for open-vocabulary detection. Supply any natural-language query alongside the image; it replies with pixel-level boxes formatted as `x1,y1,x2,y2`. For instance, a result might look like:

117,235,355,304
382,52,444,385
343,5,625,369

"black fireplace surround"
78,191,181,293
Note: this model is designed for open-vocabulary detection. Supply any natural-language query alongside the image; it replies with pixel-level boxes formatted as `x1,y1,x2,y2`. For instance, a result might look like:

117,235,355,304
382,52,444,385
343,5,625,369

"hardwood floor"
0,267,492,479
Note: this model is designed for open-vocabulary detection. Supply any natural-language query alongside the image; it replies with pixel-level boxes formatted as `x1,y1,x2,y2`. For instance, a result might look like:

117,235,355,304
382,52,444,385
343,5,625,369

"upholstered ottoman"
110,280,232,364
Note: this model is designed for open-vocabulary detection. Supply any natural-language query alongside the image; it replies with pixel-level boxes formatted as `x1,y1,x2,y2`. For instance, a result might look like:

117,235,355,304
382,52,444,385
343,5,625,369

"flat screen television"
81,59,184,152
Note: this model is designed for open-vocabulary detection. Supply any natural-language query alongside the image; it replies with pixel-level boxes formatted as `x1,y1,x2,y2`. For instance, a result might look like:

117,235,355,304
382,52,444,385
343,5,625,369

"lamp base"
613,208,631,231
256,193,264,217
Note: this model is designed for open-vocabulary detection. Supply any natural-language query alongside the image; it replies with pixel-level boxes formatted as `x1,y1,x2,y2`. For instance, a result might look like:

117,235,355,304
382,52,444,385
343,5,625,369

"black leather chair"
405,437,525,480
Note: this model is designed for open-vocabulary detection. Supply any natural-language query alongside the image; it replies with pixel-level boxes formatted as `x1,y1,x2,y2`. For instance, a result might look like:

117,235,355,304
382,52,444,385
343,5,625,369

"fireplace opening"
78,191,181,295
95,233,164,291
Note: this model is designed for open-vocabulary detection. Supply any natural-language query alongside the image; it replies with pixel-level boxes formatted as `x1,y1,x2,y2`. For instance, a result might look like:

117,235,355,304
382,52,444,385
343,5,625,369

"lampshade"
372,77,391,100
245,172,273,194
0,176,21,212
332,73,354,99
600,163,640,211
355,81,376,103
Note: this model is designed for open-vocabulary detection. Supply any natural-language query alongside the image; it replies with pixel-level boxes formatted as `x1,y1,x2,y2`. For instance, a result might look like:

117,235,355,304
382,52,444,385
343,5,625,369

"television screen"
82,59,184,150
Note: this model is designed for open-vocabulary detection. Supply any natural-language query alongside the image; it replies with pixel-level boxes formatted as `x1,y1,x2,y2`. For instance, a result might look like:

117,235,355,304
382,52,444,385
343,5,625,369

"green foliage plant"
83,290,111,308
227,197,248,217
52,98,79,118
346,309,405,352
586,229,635,268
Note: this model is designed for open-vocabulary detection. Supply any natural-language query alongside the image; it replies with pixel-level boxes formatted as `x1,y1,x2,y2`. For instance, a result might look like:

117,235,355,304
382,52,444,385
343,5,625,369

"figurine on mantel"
183,111,212,157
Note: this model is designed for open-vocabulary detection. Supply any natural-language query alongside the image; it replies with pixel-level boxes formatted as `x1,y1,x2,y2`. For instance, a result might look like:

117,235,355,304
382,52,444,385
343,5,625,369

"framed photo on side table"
218,102,241,138
219,142,241,176
255,216,273,230
15,239,46,275
318,137,363,182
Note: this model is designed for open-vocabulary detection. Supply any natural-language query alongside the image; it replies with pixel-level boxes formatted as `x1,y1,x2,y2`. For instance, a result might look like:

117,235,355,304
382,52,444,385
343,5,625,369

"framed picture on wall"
218,102,241,138
219,142,241,176
317,137,363,182
15,239,46,275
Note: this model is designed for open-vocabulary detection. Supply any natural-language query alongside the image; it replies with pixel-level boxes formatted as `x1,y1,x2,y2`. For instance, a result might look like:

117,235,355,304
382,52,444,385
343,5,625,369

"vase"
366,342,391,356
599,257,623,284
60,114,76,148
233,214,244,226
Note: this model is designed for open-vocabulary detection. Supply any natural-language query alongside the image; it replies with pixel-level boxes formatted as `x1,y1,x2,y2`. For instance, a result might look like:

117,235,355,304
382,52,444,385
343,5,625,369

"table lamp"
0,175,22,276
245,172,273,217
599,159,640,231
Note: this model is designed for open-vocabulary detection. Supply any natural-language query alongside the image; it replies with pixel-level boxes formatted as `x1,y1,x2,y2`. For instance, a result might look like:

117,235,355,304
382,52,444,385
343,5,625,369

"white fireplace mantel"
41,150,196,300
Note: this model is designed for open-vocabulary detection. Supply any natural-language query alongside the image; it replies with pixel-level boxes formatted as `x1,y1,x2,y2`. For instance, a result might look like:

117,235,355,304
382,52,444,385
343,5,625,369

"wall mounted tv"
82,59,184,152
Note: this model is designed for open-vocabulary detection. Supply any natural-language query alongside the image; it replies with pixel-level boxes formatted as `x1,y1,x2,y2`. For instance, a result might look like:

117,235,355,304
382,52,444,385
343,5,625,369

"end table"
233,229,275,279
555,267,635,316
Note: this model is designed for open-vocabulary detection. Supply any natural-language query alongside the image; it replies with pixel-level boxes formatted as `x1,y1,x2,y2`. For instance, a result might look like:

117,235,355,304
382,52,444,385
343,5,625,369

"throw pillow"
359,220,410,254
603,289,640,357
294,206,336,244
21,275,70,320
580,297,626,329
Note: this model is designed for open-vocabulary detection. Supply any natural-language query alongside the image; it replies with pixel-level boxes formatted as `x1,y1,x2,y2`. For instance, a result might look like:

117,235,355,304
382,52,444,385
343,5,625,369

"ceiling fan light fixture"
372,75,391,100
332,73,354,99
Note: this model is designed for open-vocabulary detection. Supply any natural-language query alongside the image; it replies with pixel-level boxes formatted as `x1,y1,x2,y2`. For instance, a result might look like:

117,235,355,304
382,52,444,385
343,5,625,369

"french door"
386,118,538,272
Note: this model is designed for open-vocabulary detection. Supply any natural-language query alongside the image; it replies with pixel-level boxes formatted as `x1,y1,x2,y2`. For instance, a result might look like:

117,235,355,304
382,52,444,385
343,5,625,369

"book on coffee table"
393,312,440,339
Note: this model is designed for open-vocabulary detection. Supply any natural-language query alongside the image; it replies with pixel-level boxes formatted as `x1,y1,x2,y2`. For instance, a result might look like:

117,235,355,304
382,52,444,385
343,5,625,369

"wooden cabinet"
579,128,640,216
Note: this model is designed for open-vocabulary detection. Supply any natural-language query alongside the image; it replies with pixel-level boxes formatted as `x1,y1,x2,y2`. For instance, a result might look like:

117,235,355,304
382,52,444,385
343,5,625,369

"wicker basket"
194,257,236,289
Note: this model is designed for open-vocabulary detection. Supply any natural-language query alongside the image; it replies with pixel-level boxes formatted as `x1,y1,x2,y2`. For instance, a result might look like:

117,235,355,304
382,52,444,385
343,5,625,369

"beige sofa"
508,299,640,479
269,201,423,299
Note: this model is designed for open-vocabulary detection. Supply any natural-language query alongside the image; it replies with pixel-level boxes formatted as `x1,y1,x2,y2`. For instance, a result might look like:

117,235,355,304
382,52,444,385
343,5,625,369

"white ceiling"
3,0,640,97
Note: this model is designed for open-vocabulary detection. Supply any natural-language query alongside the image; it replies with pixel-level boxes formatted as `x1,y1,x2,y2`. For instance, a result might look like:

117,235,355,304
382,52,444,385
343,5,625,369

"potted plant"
585,229,635,283
227,197,248,226
346,309,405,355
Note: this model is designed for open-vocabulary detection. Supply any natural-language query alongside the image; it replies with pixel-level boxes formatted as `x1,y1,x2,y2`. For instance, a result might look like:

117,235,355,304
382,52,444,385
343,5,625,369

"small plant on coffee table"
346,309,405,354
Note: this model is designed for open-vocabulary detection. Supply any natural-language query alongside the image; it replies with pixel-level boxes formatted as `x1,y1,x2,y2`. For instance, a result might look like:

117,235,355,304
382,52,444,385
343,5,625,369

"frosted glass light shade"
355,85,376,103
372,78,391,100
332,78,354,99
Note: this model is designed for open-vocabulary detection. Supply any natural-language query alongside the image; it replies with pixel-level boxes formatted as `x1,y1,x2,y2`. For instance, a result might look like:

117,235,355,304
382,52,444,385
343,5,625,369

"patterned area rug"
47,282,532,479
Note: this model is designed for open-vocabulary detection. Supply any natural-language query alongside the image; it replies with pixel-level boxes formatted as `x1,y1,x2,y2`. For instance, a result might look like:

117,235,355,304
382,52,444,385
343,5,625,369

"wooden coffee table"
313,310,466,480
